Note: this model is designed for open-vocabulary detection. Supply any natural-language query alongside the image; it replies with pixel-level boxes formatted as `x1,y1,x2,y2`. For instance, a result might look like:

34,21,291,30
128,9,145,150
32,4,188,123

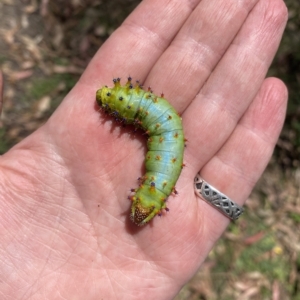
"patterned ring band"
194,175,244,221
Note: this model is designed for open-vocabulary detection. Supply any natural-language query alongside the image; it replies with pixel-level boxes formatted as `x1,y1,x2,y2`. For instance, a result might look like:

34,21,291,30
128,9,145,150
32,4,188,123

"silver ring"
194,174,244,221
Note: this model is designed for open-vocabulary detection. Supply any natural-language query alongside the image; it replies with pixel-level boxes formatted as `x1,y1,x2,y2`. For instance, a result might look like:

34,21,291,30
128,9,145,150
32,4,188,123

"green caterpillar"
96,77,185,226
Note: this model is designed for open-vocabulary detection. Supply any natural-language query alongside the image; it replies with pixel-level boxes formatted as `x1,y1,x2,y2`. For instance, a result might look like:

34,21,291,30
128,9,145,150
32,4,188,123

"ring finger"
189,78,287,242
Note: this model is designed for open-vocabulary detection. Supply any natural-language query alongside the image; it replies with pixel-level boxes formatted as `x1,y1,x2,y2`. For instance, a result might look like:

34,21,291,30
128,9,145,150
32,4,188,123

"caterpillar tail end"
130,202,157,226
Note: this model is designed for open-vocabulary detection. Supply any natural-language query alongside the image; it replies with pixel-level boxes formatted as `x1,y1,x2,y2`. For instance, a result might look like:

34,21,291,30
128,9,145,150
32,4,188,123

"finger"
144,0,259,111
194,77,287,233
79,0,201,87
50,0,200,135
184,0,287,169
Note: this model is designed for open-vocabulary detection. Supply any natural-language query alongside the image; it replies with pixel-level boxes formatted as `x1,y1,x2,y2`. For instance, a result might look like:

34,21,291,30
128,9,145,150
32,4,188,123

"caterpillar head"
96,78,122,109
96,87,110,108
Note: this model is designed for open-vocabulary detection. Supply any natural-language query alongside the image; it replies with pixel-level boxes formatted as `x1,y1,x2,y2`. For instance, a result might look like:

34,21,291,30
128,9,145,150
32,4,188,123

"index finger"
80,0,200,88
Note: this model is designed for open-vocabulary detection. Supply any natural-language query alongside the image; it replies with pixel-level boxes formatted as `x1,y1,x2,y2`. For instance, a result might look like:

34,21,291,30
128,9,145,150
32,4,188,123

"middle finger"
145,0,259,111
183,0,287,171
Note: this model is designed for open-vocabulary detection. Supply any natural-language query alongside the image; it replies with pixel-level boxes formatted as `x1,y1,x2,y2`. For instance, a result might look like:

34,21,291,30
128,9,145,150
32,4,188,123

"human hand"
0,0,287,299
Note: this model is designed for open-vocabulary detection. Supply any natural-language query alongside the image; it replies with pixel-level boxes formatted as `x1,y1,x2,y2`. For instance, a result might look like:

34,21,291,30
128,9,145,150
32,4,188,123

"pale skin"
0,0,288,299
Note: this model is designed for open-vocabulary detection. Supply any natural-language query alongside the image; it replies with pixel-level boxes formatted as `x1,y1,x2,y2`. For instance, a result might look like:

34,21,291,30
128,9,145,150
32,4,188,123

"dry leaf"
35,96,51,118
9,70,33,81
20,35,43,61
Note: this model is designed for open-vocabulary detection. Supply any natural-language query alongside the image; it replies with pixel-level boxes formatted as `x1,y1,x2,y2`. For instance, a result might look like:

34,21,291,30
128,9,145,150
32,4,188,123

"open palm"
0,0,287,299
